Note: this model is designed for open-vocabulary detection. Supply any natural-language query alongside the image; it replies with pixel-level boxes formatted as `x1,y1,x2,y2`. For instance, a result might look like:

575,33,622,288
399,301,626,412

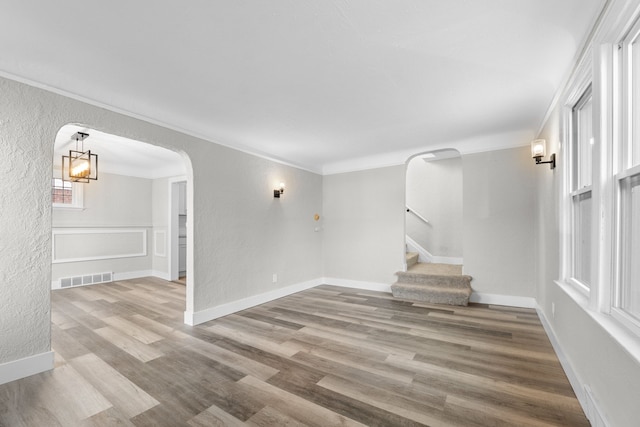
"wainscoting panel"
52,228,147,264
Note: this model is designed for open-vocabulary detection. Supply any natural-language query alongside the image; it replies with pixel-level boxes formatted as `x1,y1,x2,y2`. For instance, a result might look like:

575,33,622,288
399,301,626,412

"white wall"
406,156,463,258
322,166,406,285
462,146,537,298
535,102,640,426
0,76,323,372
51,172,154,283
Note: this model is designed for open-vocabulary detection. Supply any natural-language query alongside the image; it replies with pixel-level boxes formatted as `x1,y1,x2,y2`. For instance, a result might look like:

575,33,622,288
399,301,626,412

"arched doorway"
405,149,463,267
51,124,192,316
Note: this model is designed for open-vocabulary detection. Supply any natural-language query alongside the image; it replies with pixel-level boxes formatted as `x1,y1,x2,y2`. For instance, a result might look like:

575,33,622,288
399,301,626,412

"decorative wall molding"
0,351,54,386
52,228,147,264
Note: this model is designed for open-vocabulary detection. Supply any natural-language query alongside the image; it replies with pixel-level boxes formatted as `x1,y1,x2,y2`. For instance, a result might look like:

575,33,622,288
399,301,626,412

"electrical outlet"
552,302,556,318
272,273,277,283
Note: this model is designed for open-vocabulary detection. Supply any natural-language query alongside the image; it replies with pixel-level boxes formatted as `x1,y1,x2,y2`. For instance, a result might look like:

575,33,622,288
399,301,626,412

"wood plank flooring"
0,278,589,426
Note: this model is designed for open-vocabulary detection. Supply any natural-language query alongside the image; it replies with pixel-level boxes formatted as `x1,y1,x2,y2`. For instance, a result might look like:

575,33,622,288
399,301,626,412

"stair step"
405,252,419,268
391,281,472,306
395,271,472,290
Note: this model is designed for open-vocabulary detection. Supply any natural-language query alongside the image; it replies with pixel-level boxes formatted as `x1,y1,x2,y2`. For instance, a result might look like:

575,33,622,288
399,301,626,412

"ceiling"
1,1,605,174
54,125,185,179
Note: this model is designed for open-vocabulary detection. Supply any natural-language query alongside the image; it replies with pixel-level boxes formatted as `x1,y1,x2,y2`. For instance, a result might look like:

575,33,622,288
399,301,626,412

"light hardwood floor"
0,278,589,426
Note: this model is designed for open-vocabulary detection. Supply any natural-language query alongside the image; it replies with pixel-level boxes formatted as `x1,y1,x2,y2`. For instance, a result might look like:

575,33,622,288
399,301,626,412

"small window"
52,178,83,209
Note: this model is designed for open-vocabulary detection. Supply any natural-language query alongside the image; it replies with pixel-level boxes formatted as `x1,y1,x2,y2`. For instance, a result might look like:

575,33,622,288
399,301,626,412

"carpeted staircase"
391,252,472,306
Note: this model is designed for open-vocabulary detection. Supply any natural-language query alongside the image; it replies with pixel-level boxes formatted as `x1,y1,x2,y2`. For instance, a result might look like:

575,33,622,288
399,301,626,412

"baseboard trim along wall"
536,307,609,427
469,292,536,308
52,270,160,289
184,279,324,326
0,351,54,386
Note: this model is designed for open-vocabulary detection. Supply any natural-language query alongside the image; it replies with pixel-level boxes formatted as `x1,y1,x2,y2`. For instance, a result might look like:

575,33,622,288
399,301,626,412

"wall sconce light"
62,132,99,182
531,139,555,170
274,182,285,198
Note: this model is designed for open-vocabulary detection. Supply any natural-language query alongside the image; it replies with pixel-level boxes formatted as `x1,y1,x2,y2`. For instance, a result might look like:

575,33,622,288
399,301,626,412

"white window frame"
561,55,595,300
611,15,640,336
52,178,84,210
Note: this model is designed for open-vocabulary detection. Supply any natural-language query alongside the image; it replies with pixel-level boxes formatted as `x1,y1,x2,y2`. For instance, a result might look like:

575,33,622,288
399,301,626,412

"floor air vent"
59,272,113,288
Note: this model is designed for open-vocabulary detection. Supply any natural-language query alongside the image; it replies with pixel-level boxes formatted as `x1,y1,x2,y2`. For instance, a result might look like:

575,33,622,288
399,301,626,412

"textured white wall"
406,156,463,257
0,76,322,365
462,147,537,297
322,166,406,284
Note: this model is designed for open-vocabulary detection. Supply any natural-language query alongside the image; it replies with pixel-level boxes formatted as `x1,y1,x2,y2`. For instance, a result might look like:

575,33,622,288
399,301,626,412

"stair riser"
391,285,470,306
395,275,472,290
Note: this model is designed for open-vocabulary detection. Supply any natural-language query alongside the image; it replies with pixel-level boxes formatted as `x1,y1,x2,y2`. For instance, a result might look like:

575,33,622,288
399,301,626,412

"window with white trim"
52,178,83,209
569,85,593,292
614,17,640,332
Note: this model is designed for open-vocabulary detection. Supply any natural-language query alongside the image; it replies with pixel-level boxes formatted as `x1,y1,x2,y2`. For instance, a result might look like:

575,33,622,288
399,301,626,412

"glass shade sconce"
274,182,285,198
531,139,555,169
62,132,99,182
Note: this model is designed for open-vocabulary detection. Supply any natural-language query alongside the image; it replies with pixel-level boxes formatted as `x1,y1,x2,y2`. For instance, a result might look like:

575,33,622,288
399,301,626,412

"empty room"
1,1,639,426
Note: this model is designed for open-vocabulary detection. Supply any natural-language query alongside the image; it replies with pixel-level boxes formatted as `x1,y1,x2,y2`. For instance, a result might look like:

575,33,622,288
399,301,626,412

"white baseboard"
184,278,323,326
536,307,609,427
469,292,536,308
321,277,392,293
432,255,464,265
151,270,172,281
113,270,154,281
0,351,54,385
405,236,463,265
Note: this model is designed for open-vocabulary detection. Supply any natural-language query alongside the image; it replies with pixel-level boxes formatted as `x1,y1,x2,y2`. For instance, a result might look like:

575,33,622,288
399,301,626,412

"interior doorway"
51,124,192,315
405,149,463,266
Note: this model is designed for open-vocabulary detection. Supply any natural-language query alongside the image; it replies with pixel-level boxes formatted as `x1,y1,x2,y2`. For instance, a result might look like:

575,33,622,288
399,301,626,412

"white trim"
405,235,464,266
0,351,54,385
112,270,154,281
536,305,611,427
556,279,640,365
151,270,172,281
322,277,393,293
536,306,588,419
184,279,323,326
469,292,536,308
432,255,464,265
0,70,321,175
153,230,166,257
405,235,433,263
51,228,147,263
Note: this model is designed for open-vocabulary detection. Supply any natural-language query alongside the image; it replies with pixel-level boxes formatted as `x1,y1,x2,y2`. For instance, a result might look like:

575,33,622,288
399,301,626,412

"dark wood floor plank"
0,280,589,426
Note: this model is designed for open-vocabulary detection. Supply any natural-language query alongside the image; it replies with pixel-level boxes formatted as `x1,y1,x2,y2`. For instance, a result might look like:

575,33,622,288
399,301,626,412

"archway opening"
405,149,463,269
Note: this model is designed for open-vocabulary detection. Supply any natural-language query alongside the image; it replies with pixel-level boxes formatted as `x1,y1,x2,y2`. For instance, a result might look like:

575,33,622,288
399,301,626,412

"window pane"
572,89,593,190
573,191,592,288
632,35,640,166
620,174,640,320
52,178,73,204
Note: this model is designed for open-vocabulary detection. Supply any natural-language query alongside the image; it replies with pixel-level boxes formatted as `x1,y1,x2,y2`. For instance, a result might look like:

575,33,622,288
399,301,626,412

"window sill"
52,205,85,211
555,279,640,366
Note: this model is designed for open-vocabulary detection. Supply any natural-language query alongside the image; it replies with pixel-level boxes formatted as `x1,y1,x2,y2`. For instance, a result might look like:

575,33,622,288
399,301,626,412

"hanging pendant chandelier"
62,132,98,183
